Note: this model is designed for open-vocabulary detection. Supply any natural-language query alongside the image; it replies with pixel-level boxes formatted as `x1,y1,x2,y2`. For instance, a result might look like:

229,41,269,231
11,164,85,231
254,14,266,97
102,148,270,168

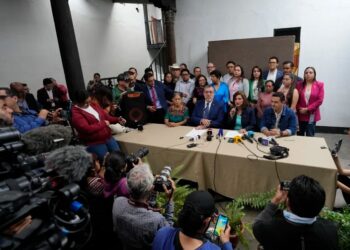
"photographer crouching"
112,165,176,250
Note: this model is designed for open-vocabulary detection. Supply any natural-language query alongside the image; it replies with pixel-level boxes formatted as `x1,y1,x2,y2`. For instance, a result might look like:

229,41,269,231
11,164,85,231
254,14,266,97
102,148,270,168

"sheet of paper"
185,128,207,138
224,130,242,138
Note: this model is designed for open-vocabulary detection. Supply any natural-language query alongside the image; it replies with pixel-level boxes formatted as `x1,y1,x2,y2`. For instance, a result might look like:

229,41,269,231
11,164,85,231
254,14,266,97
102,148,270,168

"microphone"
44,146,92,183
21,125,72,155
258,137,269,146
207,129,213,141
189,135,201,141
270,138,278,146
242,134,253,143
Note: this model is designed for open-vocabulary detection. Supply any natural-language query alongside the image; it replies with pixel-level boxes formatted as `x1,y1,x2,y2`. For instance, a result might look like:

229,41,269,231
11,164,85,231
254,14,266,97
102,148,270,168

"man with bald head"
206,62,216,84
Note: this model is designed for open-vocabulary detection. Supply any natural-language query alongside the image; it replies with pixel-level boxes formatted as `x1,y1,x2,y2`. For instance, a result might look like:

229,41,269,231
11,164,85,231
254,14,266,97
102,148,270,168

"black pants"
338,174,350,204
147,108,165,124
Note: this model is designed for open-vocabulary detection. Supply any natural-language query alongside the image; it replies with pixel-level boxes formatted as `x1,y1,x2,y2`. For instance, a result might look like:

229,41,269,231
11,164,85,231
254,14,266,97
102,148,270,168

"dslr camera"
125,147,149,165
154,166,172,192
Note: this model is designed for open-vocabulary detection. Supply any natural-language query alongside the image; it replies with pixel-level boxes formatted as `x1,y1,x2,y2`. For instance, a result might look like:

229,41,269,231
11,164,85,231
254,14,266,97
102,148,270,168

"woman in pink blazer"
296,67,324,136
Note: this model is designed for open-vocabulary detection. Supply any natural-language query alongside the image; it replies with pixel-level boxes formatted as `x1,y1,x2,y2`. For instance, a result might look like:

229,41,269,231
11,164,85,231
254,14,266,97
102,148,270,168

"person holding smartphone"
153,191,234,250
332,130,350,204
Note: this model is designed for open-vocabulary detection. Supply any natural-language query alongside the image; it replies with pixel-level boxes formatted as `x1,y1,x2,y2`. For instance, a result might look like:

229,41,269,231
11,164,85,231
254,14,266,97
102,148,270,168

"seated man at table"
260,92,297,137
191,85,225,128
253,175,339,250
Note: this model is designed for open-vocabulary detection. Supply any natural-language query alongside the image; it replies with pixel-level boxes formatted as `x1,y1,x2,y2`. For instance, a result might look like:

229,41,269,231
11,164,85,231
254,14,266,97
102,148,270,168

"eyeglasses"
204,91,213,93
181,73,189,76
269,61,277,64
128,71,136,75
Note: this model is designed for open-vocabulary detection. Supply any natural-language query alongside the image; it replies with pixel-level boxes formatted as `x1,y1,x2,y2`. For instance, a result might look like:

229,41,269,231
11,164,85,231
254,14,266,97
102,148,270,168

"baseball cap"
183,191,216,217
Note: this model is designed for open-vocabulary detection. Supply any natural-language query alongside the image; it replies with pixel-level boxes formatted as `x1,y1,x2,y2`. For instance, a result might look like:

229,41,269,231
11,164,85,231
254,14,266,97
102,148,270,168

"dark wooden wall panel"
208,36,295,77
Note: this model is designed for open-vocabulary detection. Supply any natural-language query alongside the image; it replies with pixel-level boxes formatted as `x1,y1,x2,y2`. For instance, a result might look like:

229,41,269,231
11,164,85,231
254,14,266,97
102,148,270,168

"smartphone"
214,214,228,236
331,139,343,156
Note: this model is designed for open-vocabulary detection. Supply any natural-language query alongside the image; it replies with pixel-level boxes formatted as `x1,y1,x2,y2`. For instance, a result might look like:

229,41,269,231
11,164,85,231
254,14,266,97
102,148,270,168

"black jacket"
37,87,60,110
253,203,339,250
226,107,256,131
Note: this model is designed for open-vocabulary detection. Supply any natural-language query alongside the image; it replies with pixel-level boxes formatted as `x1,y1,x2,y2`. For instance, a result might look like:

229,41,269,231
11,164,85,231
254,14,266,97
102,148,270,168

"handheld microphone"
207,129,213,141
270,138,278,146
242,134,253,143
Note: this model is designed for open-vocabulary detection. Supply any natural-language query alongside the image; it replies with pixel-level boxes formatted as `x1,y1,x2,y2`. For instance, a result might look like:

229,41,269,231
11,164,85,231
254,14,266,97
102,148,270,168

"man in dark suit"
274,61,303,91
191,85,225,128
135,72,173,124
37,78,60,110
262,56,284,84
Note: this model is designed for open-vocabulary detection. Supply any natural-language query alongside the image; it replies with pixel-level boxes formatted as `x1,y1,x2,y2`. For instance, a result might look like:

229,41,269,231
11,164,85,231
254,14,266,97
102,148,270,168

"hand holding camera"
271,183,288,205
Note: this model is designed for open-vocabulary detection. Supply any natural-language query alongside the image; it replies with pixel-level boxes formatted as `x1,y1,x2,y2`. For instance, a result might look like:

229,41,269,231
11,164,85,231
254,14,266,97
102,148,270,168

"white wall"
0,0,154,94
175,0,350,127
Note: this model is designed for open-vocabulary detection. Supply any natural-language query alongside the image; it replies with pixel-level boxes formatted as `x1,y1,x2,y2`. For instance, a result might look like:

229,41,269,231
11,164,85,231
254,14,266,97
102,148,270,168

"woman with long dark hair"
228,65,249,103
296,67,324,136
277,73,299,111
248,66,265,105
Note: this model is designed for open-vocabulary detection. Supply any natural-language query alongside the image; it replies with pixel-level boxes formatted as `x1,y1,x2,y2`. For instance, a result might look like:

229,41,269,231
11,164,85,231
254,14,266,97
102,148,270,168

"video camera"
0,183,91,250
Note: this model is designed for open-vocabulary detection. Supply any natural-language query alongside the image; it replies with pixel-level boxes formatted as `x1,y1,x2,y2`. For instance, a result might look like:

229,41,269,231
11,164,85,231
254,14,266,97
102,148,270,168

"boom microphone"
21,125,72,155
44,146,92,183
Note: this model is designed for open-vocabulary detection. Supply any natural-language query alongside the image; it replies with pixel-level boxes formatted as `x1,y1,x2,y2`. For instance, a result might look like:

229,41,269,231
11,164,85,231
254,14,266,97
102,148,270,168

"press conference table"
115,124,337,208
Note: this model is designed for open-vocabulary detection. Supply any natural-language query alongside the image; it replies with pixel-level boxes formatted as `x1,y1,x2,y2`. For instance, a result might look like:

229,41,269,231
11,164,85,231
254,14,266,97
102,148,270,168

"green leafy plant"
224,201,253,250
321,206,350,250
235,189,285,210
156,182,195,223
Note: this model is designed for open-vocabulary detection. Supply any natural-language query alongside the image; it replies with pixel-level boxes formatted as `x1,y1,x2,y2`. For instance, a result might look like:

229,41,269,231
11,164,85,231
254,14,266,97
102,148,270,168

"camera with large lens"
153,166,172,192
125,147,149,165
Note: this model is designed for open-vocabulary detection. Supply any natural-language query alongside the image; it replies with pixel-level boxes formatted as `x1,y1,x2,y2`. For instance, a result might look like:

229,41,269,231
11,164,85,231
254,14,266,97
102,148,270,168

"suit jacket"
25,93,41,112
226,107,256,131
296,80,324,122
37,87,60,110
191,99,225,128
262,70,284,83
135,81,173,111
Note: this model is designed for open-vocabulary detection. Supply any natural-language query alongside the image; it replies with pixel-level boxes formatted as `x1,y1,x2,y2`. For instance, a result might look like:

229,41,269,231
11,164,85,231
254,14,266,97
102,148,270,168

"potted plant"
224,201,252,249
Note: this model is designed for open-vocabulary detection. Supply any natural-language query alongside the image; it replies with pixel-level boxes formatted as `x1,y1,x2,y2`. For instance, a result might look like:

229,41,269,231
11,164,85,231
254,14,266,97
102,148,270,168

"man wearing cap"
170,63,182,84
153,190,234,250
112,72,129,104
